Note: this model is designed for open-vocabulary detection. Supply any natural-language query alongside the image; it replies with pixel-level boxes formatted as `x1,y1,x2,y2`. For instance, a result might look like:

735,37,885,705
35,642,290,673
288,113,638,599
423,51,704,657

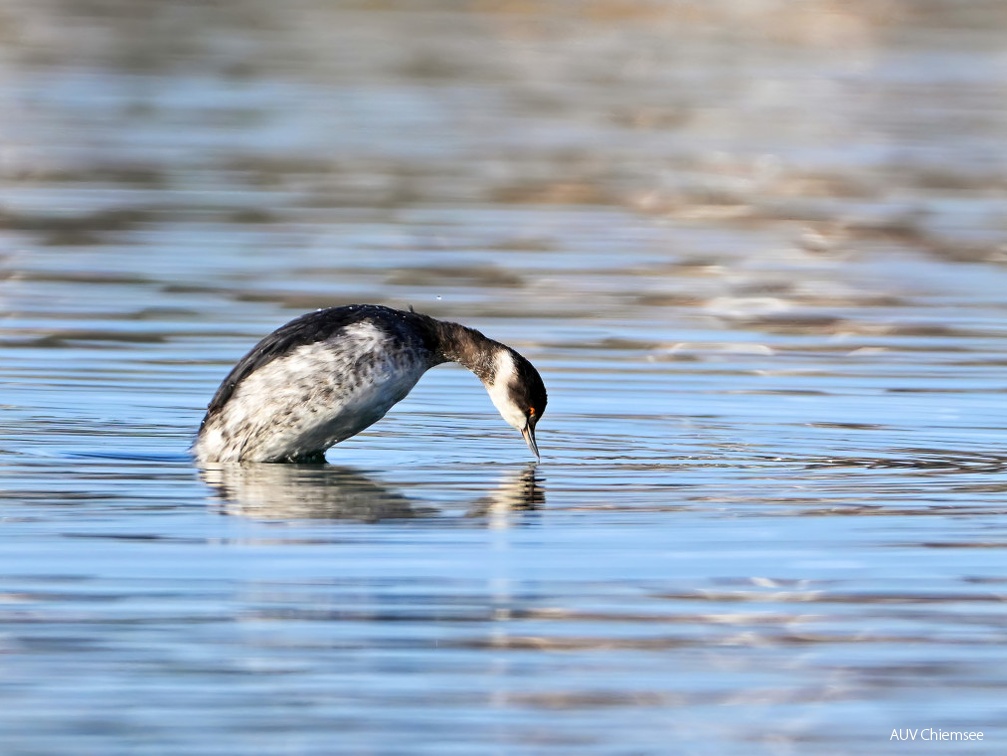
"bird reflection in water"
199,464,543,523
464,464,544,520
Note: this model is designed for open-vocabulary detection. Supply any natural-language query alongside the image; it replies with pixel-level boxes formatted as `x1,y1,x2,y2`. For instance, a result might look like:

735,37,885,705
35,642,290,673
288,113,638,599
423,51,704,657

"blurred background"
3,0,1007,428
2,1,1007,753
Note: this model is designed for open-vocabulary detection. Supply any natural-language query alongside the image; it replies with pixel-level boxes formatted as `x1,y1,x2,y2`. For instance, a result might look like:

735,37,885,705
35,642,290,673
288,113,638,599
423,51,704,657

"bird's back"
195,305,441,463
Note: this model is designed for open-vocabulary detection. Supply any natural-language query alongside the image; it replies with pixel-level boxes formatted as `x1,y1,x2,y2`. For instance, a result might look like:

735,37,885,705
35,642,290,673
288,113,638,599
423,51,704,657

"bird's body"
193,305,546,463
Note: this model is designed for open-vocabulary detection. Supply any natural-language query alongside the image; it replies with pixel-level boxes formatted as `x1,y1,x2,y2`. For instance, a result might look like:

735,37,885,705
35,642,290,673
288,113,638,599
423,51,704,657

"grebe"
193,304,547,463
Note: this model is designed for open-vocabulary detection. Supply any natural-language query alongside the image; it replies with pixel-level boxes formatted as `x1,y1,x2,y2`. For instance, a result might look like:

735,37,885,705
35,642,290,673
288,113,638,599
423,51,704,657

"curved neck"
429,318,504,384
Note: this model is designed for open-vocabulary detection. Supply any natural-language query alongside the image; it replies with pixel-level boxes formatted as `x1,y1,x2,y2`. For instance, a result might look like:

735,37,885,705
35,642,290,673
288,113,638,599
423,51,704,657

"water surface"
2,1,1006,753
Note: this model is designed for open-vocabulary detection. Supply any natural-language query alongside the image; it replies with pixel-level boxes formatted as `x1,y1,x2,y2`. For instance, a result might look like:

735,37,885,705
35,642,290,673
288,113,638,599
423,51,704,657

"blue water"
2,1,1007,753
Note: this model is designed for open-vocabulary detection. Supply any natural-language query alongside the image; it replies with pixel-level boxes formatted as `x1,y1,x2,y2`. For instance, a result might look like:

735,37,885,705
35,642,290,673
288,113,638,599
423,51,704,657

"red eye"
528,407,536,416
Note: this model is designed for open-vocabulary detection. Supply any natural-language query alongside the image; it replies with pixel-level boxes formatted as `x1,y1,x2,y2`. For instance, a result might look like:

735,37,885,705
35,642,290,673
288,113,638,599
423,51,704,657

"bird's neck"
431,319,505,385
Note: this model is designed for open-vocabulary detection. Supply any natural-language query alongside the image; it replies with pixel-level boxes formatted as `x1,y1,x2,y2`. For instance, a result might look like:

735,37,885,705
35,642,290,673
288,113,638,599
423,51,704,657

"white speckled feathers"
195,320,433,462
193,304,547,463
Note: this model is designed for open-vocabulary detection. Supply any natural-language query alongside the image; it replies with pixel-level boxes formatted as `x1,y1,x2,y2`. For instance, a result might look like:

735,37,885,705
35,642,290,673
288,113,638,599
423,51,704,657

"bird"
193,304,547,464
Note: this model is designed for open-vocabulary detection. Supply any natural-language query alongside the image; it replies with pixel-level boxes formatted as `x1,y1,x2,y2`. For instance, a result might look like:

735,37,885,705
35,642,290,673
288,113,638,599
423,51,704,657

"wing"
201,305,438,425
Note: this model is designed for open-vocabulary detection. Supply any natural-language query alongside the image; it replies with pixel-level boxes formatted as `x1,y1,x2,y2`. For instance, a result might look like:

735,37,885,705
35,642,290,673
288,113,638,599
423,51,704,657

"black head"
486,347,547,460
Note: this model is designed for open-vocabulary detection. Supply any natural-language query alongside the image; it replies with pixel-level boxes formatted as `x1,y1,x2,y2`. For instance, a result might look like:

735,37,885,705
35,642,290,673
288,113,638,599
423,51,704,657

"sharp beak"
521,423,540,461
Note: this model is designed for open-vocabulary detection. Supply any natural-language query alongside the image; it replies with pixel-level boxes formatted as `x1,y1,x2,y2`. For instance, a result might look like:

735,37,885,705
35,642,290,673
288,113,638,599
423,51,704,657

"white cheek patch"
486,349,526,431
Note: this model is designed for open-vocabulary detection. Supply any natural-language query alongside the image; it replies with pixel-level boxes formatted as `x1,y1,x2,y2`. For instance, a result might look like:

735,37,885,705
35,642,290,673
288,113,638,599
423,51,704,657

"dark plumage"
193,304,547,463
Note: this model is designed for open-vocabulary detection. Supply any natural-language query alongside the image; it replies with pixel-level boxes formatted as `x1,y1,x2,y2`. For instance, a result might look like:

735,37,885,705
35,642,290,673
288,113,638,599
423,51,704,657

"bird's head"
485,346,547,460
